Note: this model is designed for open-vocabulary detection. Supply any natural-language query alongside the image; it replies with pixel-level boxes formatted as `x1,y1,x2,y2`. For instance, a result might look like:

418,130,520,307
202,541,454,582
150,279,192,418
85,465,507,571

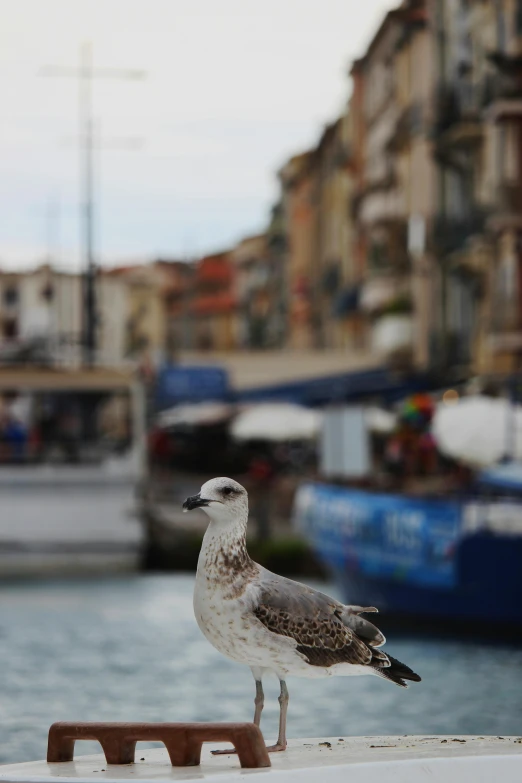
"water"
1,574,522,765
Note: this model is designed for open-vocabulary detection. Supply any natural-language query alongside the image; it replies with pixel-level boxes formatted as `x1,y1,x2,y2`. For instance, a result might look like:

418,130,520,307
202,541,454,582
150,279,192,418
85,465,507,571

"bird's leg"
211,677,264,756
211,676,288,756
265,679,289,753
253,679,264,726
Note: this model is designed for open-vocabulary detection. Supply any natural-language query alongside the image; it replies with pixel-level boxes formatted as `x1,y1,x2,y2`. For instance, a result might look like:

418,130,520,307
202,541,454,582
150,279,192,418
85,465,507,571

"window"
3,287,18,306
517,1,522,36
2,318,18,338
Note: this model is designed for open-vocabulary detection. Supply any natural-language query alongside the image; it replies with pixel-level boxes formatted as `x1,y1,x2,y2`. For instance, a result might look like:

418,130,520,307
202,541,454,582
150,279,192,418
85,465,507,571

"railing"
0,336,83,368
435,83,483,133
495,183,522,215
482,69,522,104
490,301,521,335
433,211,487,255
429,330,472,369
0,336,137,370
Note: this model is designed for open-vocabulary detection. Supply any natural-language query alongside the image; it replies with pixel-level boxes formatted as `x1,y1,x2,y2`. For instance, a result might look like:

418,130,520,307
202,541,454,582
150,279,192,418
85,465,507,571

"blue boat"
293,482,522,637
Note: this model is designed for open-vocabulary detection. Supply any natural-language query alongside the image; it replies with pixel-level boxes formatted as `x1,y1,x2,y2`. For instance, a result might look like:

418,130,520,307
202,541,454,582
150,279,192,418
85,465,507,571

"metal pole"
80,42,96,366
40,50,145,368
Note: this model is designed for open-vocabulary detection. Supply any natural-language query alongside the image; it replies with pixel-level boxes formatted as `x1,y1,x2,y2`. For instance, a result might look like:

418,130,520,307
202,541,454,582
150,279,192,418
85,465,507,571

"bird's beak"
182,494,211,512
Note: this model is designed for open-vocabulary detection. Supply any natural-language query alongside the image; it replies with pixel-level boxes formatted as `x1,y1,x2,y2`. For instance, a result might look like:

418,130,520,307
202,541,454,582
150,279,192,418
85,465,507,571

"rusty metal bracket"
47,721,271,769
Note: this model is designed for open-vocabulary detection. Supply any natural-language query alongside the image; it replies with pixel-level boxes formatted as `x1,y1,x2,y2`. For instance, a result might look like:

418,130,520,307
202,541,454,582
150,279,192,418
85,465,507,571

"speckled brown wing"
252,569,421,684
253,600,373,667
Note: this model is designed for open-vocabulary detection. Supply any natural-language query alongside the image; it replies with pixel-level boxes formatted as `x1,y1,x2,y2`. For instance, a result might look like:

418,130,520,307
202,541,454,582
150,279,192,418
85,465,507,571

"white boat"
0,367,147,577
1,735,521,783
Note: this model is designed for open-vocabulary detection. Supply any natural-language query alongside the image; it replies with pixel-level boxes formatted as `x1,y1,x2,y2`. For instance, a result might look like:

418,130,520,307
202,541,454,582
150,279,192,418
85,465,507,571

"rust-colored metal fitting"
47,721,271,769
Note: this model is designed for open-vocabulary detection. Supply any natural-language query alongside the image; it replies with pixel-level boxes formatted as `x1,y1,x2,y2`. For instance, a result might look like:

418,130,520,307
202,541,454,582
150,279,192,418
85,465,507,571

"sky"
0,0,397,271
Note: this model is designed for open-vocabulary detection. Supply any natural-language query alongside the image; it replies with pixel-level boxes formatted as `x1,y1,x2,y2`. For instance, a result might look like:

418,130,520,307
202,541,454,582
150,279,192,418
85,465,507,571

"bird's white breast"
193,522,367,679
193,568,305,675
193,572,256,661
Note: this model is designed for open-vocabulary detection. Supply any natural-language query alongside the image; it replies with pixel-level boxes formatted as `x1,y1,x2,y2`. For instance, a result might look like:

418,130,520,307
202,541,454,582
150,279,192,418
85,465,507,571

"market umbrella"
431,395,522,467
230,403,322,442
157,402,235,429
364,406,397,434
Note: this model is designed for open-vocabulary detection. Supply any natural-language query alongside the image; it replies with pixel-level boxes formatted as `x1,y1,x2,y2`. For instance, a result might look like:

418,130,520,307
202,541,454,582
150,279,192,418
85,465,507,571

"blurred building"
431,0,522,376
431,0,490,375
278,150,318,349
314,116,358,350
161,260,195,355
274,0,434,363
190,251,237,350
107,259,194,367
4,0,522,380
352,0,433,368
265,0,522,379
0,260,194,370
0,265,82,365
265,201,288,347
231,233,285,349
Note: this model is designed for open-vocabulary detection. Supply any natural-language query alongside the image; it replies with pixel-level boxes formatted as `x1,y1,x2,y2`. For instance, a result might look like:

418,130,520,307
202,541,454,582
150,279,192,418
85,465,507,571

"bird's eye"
223,487,234,496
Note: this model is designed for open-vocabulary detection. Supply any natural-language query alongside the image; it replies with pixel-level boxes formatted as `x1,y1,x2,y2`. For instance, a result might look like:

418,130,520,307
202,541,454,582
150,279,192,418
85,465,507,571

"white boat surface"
1,736,521,783
0,368,147,577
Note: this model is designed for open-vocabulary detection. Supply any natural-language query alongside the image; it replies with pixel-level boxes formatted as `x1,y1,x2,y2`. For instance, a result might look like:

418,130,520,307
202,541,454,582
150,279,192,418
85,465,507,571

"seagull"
183,477,420,753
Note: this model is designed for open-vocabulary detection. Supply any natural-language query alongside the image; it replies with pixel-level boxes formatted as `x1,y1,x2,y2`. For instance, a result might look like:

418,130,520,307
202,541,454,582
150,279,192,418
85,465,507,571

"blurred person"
0,394,28,463
58,404,81,463
246,444,277,542
384,433,404,480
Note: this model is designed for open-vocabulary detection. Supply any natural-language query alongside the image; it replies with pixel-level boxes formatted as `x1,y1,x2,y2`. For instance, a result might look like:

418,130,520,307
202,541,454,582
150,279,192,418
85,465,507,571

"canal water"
1,574,522,765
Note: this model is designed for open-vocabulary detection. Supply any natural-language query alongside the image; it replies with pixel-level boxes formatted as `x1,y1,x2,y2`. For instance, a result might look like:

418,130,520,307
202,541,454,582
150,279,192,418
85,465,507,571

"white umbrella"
230,403,322,442
157,402,234,429
364,406,397,434
432,395,522,467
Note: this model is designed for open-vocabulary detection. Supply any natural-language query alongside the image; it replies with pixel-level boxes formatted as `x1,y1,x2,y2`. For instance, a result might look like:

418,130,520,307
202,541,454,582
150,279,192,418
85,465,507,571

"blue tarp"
236,368,431,407
155,364,432,411
155,364,231,410
293,482,462,589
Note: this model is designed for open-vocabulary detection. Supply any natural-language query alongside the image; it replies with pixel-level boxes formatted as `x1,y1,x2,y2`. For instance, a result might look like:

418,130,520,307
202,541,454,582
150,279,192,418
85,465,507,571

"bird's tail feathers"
373,654,421,687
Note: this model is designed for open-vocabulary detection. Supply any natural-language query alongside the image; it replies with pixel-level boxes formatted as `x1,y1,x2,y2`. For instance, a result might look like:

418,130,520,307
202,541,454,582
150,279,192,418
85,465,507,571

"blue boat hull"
294,483,522,635
332,534,522,629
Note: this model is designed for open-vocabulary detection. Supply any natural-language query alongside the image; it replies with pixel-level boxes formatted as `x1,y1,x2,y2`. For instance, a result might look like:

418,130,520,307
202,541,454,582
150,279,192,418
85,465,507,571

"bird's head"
183,477,248,525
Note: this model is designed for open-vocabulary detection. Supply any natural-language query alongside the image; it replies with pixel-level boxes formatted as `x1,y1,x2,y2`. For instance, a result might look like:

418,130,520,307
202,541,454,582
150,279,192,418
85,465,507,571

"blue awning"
155,364,231,411
236,368,431,407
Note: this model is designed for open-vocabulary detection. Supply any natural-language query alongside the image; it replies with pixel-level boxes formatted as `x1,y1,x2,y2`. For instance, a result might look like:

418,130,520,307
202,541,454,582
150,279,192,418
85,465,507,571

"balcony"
488,184,522,231
360,273,411,313
429,330,472,370
486,95,522,123
358,186,406,227
435,83,483,147
490,331,522,353
387,103,423,153
483,65,522,122
489,300,522,353
433,211,487,255
489,322,522,353
488,51,522,79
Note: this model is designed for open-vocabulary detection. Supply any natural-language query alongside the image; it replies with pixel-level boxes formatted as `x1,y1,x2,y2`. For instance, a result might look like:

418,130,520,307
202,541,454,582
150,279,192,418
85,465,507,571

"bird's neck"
197,516,257,592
